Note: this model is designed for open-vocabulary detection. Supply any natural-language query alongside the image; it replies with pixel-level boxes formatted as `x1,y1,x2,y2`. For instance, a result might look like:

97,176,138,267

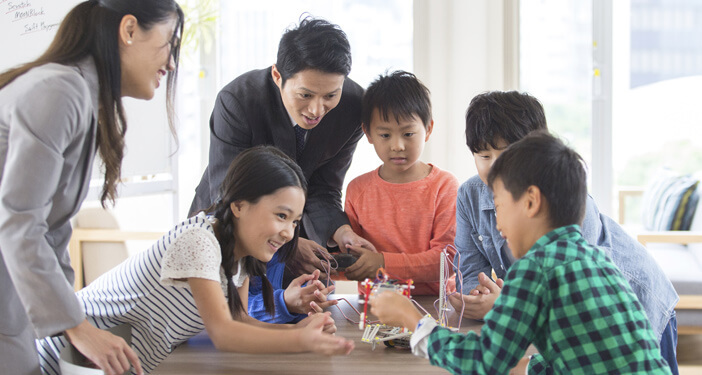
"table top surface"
151,294,485,375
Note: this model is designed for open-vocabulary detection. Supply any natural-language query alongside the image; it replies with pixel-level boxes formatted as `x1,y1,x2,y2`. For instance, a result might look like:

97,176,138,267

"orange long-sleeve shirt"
344,165,458,295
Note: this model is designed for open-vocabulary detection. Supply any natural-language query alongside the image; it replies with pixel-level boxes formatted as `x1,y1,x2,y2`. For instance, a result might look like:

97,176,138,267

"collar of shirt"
478,180,495,212
75,56,100,122
532,224,583,251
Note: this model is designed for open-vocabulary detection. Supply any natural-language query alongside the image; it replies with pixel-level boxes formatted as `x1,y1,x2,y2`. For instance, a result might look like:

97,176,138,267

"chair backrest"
73,208,129,285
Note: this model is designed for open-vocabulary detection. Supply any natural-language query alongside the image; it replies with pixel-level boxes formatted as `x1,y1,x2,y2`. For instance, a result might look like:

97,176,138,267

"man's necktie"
294,124,308,161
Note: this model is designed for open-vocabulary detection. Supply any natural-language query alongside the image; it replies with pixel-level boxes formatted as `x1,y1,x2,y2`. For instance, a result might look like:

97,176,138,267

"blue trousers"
659,312,678,375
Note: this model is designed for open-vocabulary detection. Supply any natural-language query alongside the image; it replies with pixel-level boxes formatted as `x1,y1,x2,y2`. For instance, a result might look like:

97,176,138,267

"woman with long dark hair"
0,1,184,374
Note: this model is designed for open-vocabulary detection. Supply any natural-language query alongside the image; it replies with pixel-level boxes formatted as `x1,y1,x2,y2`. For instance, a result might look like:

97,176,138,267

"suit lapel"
269,112,297,161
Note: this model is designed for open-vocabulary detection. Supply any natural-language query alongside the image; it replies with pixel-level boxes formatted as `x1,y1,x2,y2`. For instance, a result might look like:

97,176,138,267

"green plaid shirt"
427,225,671,374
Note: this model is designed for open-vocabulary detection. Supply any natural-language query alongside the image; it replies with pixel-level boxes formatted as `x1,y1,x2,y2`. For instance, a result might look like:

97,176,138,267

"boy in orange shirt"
343,71,458,294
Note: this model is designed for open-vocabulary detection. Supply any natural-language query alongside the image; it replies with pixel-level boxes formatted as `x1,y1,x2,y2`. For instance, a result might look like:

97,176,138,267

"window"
612,0,702,187
520,0,593,170
521,0,702,223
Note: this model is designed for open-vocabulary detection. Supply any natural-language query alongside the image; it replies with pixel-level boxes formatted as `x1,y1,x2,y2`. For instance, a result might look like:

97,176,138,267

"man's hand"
284,269,338,315
64,320,143,375
332,225,377,253
449,272,503,320
343,245,384,281
296,237,330,276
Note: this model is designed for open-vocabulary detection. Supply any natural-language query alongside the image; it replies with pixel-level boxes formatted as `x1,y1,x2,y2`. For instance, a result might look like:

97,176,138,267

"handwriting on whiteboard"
2,0,60,36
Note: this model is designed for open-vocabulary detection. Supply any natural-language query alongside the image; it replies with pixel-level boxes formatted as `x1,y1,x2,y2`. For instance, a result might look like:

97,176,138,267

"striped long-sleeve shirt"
36,213,234,374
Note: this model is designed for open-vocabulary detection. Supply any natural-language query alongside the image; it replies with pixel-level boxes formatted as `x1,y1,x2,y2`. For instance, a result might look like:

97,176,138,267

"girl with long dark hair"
37,146,354,374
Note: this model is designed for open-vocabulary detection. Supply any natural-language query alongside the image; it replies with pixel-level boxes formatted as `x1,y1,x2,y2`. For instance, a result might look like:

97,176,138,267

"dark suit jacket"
191,67,364,244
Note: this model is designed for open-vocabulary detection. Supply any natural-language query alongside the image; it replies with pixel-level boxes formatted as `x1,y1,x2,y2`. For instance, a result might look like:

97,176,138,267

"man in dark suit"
191,17,374,322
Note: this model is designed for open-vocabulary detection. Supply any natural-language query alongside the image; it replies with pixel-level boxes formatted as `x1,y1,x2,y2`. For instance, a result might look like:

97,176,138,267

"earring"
127,40,133,45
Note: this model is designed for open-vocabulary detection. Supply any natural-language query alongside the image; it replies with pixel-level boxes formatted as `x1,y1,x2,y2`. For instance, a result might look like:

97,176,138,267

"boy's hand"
449,272,503,320
343,246,384,280
468,272,504,296
369,291,423,329
332,225,377,253
510,356,531,375
284,269,338,315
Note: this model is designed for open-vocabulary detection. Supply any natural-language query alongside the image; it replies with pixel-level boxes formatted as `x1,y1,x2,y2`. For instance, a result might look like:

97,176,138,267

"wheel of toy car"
384,340,395,348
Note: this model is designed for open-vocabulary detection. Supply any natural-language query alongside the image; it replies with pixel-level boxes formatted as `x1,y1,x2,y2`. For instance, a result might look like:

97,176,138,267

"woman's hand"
284,269,338,315
64,320,143,375
298,313,354,355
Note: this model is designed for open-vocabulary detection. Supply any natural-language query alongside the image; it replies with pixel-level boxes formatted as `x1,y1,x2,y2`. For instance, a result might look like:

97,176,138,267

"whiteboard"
0,0,78,69
0,0,175,190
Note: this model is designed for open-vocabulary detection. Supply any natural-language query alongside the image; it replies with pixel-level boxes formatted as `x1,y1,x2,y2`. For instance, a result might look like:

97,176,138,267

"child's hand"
299,313,355,355
343,246,384,280
449,272,503,320
296,302,337,334
369,291,423,329
510,355,531,375
468,272,504,295
284,269,338,315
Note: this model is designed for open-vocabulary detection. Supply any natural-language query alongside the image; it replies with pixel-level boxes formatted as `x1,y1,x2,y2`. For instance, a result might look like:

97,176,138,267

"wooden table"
152,294,488,375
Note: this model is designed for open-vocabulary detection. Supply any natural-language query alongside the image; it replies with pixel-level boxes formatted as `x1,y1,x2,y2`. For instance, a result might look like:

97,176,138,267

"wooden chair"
68,208,164,291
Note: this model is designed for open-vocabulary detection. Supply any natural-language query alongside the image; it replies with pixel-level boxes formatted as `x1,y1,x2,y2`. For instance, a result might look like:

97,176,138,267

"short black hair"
487,131,587,228
361,70,432,134
465,91,547,153
276,16,352,85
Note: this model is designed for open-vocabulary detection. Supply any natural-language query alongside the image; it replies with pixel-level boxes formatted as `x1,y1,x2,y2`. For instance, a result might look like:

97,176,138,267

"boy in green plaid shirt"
370,131,671,374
